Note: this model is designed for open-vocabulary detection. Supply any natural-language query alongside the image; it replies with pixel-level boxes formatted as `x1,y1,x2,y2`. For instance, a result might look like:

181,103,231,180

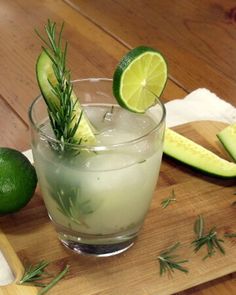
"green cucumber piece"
164,128,236,178
217,123,236,161
36,51,96,144
36,50,59,107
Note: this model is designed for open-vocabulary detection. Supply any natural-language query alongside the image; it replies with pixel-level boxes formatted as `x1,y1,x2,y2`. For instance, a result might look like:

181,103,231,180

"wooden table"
0,0,235,294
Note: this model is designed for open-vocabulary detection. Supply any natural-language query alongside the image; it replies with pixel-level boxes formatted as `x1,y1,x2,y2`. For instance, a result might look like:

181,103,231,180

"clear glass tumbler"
29,78,166,256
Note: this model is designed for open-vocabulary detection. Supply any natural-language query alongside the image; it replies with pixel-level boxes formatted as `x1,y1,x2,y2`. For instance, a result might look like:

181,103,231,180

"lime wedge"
113,46,168,113
36,51,96,144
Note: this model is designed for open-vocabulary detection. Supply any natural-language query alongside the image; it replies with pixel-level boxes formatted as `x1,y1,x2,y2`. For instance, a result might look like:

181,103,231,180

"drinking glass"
29,78,166,256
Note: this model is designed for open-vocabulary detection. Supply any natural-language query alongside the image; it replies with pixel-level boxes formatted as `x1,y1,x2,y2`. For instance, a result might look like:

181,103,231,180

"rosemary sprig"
160,189,176,209
192,215,225,260
194,214,204,239
35,20,97,224
224,232,236,238
48,177,92,227
35,20,83,151
19,260,50,285
157,242,188,276
46,163,94,227
38,265,70,295
19,260,69,294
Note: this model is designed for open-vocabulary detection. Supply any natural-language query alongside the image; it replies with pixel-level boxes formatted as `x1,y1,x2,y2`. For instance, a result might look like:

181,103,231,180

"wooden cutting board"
0,121,236,295
0,229,38,294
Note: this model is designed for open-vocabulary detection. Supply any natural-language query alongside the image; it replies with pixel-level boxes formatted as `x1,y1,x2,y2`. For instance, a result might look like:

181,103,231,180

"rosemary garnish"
36,20,84,152
35,20,96,224
192,215,225,260
224,232,236,238
157,242,188,276
19,261,69,294
160,189,176,209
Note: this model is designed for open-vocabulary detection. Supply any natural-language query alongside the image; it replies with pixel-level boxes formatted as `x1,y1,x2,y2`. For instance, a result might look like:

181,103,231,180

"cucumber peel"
217,123,236,162
164,128,236,178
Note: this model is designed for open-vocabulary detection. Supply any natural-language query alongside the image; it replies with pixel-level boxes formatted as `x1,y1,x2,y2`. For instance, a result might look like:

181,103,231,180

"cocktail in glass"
29,78,166,256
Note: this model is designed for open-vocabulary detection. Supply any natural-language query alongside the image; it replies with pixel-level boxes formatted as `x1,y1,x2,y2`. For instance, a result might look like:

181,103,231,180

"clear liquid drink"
29,78,166,256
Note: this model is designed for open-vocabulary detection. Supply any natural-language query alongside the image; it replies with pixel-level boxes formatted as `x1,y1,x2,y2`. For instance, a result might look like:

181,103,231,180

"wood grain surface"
66,0,236,104
0,0,235,294
0,0,185,129
0,121,236,295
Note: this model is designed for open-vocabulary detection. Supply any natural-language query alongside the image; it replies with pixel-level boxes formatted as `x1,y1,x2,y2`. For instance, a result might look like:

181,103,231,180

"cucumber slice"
36,51,96,144
217,123,236,161
164,128,236,178
36,51,59,107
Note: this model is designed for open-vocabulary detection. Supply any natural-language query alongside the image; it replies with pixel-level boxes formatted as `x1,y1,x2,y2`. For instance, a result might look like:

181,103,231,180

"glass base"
60,239,134,257
58,232,136,257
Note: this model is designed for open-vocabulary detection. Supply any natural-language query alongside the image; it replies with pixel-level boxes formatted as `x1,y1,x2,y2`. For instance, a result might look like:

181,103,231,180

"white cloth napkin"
165,88,236,127
1,88,235,286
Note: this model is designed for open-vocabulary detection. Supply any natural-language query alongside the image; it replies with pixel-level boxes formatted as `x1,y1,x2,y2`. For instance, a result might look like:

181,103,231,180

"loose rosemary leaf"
194,215,204,239
157,242,189,276
19,260,70,294
19,261,50,285
38,265,70,295
224,233,236,238
160,189,176,209
192,216,225,260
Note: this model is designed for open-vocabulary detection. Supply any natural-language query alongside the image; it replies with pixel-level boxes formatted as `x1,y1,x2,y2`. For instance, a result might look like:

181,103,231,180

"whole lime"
0,147,37,214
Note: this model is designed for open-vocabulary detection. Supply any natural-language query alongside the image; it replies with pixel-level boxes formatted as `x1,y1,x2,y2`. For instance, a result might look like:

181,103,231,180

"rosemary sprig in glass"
157,242,189,276
35,20,95,224
35,20,83,152
160,189,176,209
19,260,69,294
47,175,92,227
192,215,225,260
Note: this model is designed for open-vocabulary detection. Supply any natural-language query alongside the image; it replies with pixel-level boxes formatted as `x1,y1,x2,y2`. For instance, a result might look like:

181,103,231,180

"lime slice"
36,51,96,144
113,46,168,113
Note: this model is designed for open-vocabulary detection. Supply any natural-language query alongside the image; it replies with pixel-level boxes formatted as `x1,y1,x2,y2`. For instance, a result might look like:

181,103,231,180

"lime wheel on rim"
113,46,168,113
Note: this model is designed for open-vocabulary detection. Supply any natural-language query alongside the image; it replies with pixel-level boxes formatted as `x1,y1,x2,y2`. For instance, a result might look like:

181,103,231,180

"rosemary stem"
38,265,70,295
224,233,236,238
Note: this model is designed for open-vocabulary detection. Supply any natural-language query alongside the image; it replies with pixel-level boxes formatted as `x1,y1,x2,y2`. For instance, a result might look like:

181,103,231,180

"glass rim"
28,78,166,151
